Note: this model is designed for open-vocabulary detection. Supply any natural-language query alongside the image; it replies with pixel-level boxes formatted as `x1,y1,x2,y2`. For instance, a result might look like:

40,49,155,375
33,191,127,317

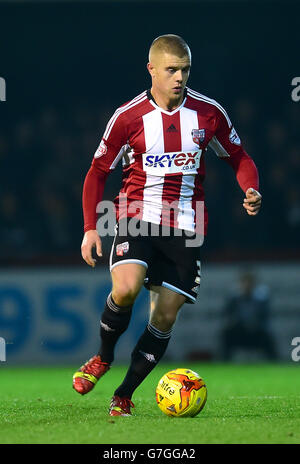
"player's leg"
98,263,146,364
149,285,186,330
73,217,152,395
73,263,146,395
109,286,186,416
109,227,202,415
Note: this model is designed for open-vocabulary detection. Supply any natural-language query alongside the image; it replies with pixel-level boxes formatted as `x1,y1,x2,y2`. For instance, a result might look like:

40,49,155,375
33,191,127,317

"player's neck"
150,87,184,112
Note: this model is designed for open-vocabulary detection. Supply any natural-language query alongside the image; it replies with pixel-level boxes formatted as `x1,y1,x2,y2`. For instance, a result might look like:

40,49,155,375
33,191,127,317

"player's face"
148,52,191,102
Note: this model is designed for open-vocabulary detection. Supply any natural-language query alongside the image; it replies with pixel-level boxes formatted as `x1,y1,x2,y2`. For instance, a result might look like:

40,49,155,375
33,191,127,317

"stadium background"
0,0,300,366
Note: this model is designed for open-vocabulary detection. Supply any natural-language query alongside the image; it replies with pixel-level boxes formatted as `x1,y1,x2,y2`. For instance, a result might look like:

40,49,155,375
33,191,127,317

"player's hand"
81,230,102,267
243,188,262,216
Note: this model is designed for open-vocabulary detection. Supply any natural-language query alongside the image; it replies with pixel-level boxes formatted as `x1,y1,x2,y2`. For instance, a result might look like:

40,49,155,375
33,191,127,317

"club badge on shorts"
191,129,205,146
116,241,129,256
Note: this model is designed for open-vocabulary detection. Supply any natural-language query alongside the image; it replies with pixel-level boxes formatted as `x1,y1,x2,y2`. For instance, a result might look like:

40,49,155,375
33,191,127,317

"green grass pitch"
0,363,299,444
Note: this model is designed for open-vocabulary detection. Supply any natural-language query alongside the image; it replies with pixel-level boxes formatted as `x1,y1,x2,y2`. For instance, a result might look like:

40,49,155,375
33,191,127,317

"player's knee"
112,282,140,307
150,310,178,331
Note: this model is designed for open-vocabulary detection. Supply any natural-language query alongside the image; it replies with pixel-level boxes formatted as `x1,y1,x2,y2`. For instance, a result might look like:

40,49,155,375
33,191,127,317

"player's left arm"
209,107,262,216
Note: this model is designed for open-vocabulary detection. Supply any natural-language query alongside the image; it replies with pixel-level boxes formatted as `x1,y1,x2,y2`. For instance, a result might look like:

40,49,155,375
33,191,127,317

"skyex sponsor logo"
143,150,202,175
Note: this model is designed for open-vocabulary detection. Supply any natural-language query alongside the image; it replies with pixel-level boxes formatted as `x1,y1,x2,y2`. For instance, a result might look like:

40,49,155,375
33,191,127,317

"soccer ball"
155,368,207,418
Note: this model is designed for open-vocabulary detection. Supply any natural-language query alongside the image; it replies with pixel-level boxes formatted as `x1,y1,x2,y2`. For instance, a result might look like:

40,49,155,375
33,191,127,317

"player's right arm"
81,110,128,267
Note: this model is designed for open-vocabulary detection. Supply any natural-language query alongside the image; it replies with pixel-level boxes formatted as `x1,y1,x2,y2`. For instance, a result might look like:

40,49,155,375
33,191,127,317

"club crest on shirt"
116,241,129,256
191,129,205,146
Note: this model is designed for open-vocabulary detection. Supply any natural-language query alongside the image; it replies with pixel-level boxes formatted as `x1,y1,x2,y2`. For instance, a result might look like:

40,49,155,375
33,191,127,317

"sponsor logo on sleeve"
229,127,241,145
94,139,108,158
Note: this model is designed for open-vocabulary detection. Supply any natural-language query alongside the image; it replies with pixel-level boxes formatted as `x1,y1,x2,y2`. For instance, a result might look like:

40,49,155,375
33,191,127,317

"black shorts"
109,218,202,304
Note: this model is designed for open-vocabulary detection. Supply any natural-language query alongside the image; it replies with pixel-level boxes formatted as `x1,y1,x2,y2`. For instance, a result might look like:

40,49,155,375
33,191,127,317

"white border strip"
110,259,148,272
109,226,118,269
162,281,196,302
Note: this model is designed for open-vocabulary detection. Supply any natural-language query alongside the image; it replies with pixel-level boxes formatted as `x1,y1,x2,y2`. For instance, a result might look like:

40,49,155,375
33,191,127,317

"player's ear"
147,62,155,78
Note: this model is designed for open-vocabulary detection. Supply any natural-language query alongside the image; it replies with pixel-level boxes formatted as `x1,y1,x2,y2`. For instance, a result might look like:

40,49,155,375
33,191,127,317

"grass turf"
0,363,299,444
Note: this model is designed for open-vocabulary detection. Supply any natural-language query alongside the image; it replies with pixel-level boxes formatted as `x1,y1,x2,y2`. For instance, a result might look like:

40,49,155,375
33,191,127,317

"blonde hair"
149,34,191,61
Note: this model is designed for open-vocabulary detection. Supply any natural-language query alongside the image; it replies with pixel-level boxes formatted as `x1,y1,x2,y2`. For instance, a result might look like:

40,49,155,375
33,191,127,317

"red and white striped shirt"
83,87,259,233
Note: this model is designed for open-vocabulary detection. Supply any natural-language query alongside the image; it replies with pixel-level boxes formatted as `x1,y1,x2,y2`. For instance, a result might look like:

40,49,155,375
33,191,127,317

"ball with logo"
155,368,207,417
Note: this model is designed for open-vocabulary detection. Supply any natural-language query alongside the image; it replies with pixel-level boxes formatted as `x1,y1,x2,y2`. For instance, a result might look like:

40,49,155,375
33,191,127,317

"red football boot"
72,355,110,395
109,395,135,416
